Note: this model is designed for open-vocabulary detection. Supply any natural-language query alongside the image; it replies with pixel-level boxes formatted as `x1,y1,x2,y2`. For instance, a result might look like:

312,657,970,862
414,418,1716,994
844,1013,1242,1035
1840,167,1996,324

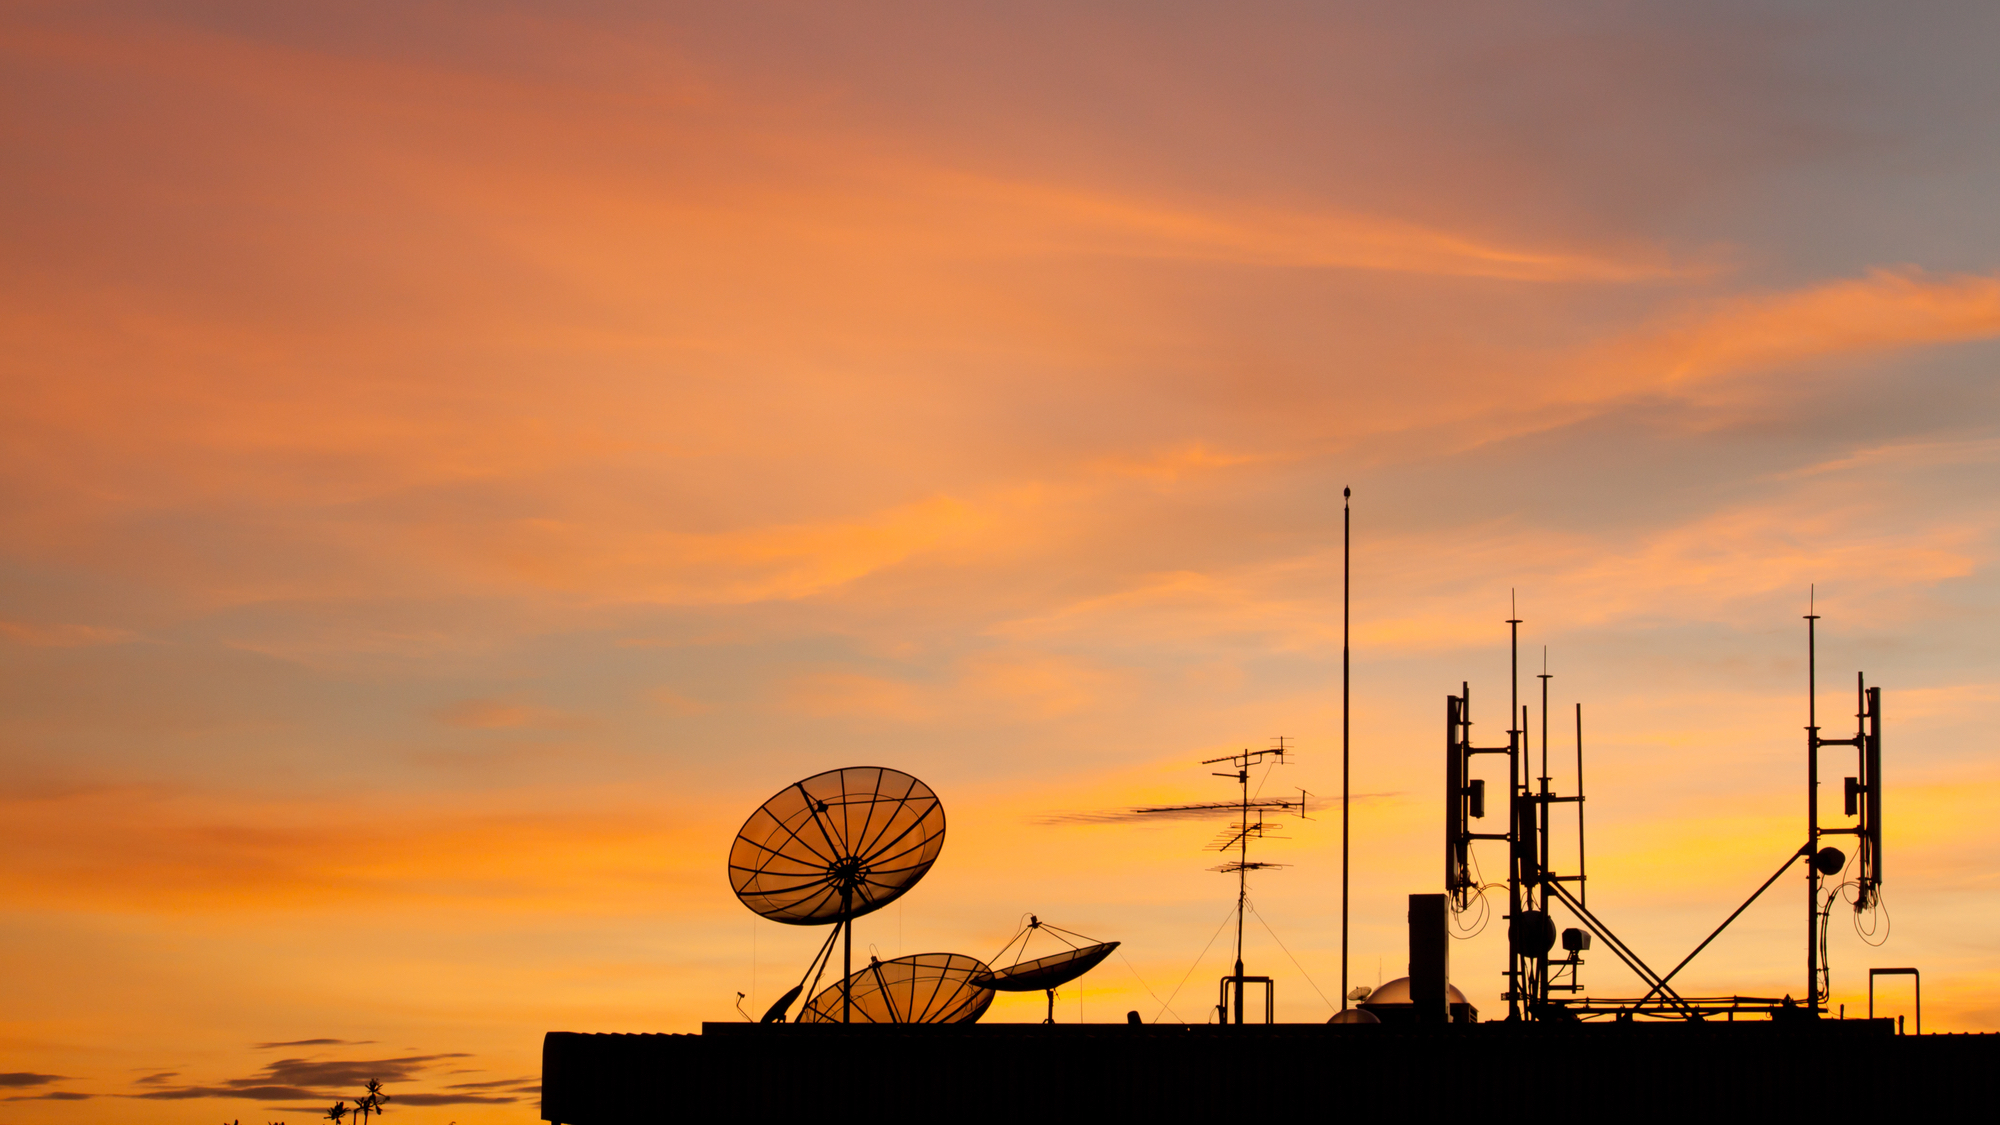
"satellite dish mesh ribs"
729,767,946,925
796,953,995,1024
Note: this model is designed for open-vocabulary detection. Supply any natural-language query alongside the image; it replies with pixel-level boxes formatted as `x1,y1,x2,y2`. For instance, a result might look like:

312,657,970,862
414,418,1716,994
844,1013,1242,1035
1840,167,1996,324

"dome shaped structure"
1355,976,1479,1024
1357,976,1469,1007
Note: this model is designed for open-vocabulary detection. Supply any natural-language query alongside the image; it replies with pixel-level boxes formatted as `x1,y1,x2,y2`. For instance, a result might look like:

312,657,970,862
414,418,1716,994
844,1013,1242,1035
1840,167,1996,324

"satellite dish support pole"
842,893,853,1024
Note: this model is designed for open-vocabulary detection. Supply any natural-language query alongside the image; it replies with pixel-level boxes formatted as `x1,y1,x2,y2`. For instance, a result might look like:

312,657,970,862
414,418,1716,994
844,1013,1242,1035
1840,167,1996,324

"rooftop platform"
543,1019,1989,1120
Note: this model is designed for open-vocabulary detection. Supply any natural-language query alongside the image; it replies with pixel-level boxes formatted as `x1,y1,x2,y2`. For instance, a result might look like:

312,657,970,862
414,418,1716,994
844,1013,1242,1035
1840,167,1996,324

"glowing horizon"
4,3,1998,1120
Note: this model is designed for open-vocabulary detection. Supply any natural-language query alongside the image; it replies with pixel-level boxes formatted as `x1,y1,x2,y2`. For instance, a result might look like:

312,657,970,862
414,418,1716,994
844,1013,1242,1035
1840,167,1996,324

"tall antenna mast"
1341,486,1351,1012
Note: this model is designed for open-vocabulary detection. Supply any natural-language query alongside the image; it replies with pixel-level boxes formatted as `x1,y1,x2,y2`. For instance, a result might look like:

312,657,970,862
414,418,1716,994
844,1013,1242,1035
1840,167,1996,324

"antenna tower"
1135,738,1307,1024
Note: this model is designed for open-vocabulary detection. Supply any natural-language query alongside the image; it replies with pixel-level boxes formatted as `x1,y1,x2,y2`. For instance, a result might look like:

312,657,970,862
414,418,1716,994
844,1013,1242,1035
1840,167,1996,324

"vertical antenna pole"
1576,703,1586,908
1506,596,1522,1021
1538,652,1551,1011
1524,701,1537,1012
1341,487,1351,1012
1539,652,1551,904
1236,756,1248,1024
1806,589,1820,1014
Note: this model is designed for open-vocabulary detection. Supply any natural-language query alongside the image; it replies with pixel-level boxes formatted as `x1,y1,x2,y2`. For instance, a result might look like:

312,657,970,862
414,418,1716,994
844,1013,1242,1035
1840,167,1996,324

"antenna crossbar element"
1133,799,1303,815
1207,808,1294,852
1200,744,1291,769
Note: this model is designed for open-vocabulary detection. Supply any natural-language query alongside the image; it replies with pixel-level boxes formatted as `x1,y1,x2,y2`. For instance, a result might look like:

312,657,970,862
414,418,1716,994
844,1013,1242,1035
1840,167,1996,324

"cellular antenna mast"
1445,594,1887,1021
1449,606,1679,1021
1134,738,1307,1024
1805,592,1884,1014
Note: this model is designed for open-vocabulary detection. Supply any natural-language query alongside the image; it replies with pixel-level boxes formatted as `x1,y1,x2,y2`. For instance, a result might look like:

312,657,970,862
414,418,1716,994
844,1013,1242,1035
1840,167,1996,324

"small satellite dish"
985,916,1118,1022
795,953,995,1024
729,766,946,924
986,943,1120,993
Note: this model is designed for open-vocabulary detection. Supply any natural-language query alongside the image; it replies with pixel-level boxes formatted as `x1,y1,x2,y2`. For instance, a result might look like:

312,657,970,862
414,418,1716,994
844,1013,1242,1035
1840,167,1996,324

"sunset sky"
6,2,2000,1120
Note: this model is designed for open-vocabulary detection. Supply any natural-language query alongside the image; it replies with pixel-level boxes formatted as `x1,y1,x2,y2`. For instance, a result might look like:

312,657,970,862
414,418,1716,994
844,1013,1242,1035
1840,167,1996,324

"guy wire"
1155,902,1240,1024
1246,898,1336,1012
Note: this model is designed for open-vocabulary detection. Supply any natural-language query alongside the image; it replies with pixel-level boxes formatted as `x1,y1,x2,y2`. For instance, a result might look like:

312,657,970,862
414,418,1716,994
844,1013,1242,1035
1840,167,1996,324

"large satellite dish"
729,766,945,924
795,953,995,1025
730,767,948,1024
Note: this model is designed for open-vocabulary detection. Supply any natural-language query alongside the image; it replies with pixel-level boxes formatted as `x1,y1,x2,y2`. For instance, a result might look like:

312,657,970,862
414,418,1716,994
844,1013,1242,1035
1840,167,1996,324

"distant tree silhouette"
321,1077,389,1122
353,1079,390,1124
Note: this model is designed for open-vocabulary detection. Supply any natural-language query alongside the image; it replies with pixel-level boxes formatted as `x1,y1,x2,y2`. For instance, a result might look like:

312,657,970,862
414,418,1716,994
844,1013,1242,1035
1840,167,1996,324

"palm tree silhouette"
323,1101,347,1123
353,1079,390,1124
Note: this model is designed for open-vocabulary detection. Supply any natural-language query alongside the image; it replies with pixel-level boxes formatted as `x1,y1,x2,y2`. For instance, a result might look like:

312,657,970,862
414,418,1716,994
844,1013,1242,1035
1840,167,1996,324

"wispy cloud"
0,1074,64,1088
132,1052,471,1103
1558,269,2000,409
0,620,137,647
0,787,716,912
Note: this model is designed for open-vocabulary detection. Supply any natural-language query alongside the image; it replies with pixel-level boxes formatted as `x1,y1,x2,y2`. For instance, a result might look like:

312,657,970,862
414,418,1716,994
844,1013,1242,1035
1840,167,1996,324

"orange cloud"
0,620,137,647
883,165,1690,281
0,786,720,915
1550,269,2000,410
1663,269,2000,383
780,653,1125,724
433,697,593,730
782,671,937,721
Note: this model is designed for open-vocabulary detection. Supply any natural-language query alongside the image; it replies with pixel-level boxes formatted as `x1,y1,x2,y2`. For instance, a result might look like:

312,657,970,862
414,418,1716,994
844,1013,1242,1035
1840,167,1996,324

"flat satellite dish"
795,953,995,1024
729,766,946,925
985,942,1119,993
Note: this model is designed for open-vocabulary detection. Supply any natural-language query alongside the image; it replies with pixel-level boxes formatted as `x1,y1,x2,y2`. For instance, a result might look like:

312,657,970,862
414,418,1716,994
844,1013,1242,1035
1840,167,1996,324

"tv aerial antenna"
985,915,1120,1023
728,766,947,1023
1134,738,1307,1024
